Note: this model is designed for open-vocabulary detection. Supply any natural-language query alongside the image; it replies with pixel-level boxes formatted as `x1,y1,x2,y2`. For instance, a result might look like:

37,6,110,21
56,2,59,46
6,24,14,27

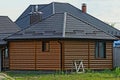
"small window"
5,48,8,58
4,47,8,58
95,41,106,58
42,41,50,52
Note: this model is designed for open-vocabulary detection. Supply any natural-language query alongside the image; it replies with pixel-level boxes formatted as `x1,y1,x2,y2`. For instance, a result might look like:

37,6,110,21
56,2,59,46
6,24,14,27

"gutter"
58,41,63,71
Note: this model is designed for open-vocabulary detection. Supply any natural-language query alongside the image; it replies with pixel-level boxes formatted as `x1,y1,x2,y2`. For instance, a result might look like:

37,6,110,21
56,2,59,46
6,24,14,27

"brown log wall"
36,41,61,70
9,40,61,70
64,41,89,70
64,40,113,70
89,41,113,69
9,40,113,70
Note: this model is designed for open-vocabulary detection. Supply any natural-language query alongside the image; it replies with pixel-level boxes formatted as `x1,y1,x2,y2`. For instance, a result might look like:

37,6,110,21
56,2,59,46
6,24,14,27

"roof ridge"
63,12,67,37
66,13,117,39
52,2,68,4
52,2,55,14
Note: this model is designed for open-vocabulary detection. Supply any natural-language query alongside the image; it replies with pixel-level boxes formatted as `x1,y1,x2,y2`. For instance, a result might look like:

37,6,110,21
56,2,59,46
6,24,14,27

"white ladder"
72,60,85,73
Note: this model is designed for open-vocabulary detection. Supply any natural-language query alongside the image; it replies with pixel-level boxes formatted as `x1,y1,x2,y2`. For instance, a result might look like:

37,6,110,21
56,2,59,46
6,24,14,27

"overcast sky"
0,0,120,29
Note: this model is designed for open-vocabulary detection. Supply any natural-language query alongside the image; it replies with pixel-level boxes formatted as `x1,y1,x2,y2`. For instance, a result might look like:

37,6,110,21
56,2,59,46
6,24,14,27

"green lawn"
3,68,120,80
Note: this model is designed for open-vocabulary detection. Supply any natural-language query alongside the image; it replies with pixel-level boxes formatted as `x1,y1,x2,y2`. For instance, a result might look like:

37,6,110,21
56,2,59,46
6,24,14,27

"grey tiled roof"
54,2,120,37
15,4,50,29
0,16,20,44
65,13,116,39
15,2,120,37
7,13,116,40
7,13,64,39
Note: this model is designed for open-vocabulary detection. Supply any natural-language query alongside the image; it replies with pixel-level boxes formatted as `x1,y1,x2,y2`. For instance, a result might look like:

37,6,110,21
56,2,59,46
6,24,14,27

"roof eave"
5,37,117,41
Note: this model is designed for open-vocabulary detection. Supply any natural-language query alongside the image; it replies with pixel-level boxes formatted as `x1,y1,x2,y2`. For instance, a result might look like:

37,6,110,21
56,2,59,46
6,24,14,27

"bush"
114,67,120,76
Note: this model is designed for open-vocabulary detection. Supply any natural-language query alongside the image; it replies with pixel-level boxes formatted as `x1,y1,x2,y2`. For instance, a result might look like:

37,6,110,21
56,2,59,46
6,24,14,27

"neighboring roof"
0,16,20,44
15,2,120,37
6,13,116,40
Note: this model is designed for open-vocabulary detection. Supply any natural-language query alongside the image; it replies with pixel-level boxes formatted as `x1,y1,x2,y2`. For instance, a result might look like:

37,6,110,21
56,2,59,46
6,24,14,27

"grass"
3,68,120,80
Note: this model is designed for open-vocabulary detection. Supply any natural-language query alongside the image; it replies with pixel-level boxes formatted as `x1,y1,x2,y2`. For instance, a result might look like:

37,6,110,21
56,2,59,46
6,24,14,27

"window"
5,47,8,58
95,41,106,58
42,41,50,52
3,47,8,58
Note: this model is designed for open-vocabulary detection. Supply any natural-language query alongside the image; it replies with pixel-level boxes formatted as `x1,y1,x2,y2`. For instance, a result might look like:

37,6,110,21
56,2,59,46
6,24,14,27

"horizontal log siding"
64,40,113,70
64,41,89,70
9,40,113,70
36,41,61,70
89,41,113,69
9,40,61,70
9,41,35,70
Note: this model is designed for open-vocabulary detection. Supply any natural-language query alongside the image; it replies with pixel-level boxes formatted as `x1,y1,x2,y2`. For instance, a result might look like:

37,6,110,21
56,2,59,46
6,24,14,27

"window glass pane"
45,42,49,51
95,41,106,58
5,47,8,58
104,42,106,57
95,42,99,58
42,41,49,52
99,42,104,58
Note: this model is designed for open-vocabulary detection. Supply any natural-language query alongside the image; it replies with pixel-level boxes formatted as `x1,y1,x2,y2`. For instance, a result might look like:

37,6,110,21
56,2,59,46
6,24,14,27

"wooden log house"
4,2,120,71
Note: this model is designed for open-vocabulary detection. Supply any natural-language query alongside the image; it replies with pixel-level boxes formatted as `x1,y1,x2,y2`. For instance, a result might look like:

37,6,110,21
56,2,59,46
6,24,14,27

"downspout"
58,12,67,71
58,41,63,71
57,12,66,71
112,41,114,69
88,41,90,69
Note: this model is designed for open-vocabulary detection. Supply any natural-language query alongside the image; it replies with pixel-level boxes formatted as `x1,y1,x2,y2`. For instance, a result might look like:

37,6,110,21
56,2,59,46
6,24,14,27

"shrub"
114,67,120,76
